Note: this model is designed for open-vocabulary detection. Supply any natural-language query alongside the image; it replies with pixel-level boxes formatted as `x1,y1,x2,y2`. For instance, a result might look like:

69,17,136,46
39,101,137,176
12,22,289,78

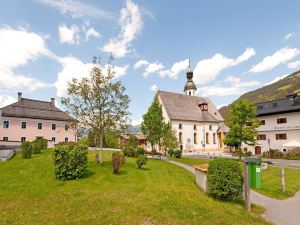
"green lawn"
0,150,270,225
169,156,300,200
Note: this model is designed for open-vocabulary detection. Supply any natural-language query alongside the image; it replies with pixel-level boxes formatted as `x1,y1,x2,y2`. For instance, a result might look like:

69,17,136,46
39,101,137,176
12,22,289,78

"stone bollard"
194,164,209,192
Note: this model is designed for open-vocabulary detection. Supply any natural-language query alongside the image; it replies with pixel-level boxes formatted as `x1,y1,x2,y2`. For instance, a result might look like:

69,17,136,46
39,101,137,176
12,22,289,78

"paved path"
166,159,300,225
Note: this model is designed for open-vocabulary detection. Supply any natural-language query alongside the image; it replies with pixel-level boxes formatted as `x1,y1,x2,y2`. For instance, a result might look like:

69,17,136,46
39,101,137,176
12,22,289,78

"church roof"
157,91,224,123
1,98,77,122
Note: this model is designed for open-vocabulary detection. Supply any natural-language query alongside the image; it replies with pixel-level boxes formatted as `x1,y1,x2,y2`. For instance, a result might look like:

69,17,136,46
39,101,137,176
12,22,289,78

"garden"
0,146,270,225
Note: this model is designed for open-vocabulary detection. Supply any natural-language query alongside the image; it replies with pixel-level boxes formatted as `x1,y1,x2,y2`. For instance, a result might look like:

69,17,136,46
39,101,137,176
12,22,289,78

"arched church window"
179,124,182,129
194,124,197,130
213,133,216,144
206,132,209,144
194,133,197,144
189,91,191,95
179,132,182,143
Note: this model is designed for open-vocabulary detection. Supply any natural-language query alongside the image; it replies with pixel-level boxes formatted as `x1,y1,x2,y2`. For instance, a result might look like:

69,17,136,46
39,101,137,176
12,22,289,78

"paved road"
166,159,300,225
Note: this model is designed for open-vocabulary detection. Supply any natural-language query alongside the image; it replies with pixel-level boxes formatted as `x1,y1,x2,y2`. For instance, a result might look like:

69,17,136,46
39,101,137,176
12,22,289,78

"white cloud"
0,94,16,107
150,84,159,92
266,74,289,85
35,0,116,19
143,62,164,77
198,76,259,97
194,48,255,84
284,32,294,40
249,48,300,73
0,26,53,91
55,56,129,97
131,118,143,126
133,59,149,69
159,59,189,79
58,24,80,44
287,60,300,69
102,0,143,58
85,27,100,41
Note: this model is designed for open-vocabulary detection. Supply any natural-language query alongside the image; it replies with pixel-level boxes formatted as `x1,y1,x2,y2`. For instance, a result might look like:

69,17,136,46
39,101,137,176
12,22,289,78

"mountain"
219,70,300,120
128,124,141,133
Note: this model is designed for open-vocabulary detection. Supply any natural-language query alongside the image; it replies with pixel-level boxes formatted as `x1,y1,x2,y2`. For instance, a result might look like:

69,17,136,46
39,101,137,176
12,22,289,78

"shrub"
136,155,148,169
232,147,252,157
123,147,133,157
168,149,174,156
52,143,88,180
21,141,32,158
262,149,284,159
286,147,300,160
78,137,89,146
137,147,145,155
112,152,125,173
207,158,243,201
173,150,182,158
31,141,41,154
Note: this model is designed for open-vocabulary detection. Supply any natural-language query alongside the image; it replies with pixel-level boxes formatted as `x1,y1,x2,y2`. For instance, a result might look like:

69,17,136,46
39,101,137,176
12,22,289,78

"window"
276,134,287,140
3,121,9,128
52,137,56,143
189,91,191,95
3,137,8,141
206,133,209,144
209,125,212,131
65,125,69,131
194,124,197,130
260,120,265,125
213,133,216,144
194,133,197,144
21,122,26,129
179,132,182,143
52,124,56,130
65,137,69,142
277,118,287,124
257,134,266,140
179,124,182,130
38,123,42,130
21,137,26,142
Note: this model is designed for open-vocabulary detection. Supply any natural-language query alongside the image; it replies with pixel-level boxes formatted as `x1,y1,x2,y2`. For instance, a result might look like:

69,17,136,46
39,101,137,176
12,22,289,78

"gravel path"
167,159,300,225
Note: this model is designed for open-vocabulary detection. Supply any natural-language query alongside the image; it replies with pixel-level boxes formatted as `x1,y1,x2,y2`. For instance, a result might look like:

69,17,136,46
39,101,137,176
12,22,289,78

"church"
156,65,227,154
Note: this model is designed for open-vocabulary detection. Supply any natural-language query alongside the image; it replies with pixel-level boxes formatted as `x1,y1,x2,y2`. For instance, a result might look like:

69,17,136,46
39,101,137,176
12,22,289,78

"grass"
169,156,300,200
0,150,270,225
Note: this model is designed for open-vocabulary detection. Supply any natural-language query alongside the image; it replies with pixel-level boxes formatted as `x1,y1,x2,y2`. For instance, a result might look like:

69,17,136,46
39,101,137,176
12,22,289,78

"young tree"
161,122,178,155
61,56,130,163
224,99,260,159
141,97,164,152
126,134,139,149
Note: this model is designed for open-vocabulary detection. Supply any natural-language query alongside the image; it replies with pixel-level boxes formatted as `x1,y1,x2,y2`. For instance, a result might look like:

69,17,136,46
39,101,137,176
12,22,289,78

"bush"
137,147,145,155
232,147,252,157
168,149,174,156
21,141,32,158
123,147,138,157
31,141,41,154
286,147,300,160
31,138,47,154
78,137,89,146
173,150,182,158
207,158,243,201
52,143,88,180
136,155,148,169
262,149,284,159
112,152,125,173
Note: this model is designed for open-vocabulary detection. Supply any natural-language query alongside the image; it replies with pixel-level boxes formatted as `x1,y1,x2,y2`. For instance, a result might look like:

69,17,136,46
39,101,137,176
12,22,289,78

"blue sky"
1,0,300,125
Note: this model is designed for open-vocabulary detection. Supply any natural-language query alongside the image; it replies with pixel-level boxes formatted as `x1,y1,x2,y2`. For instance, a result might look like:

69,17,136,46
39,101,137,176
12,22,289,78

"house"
119,133,147,149
0,92,78,146
248,93,300,155
156,66,226,154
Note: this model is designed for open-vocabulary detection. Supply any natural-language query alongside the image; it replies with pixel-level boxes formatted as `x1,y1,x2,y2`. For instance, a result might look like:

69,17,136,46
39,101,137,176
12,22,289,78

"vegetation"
255,166,300,199
169,156,211,166
167,149,174,156
112,152,125,173
262,148,300,160
52,143,88,180
232,147,252,157
61,56,130,163
126,134,139,149
161,122,178,155
0,150,269,225
21,141,32,159
136,147,145,155
32,138,47,154
173,150,182,158
136,155,148,169
219,70,300,120
224,99,260,159
208,158,244,201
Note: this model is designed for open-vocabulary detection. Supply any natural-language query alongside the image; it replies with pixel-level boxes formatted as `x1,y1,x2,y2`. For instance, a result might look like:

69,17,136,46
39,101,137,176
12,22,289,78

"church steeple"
184,59,197,96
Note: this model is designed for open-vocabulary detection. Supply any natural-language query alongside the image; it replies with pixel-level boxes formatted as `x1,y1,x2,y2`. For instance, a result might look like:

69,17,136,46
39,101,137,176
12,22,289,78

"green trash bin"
246,157,262,188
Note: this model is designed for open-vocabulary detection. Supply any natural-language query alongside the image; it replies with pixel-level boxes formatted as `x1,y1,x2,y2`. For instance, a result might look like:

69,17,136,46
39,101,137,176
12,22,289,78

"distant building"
119,133,147,149
0,92,78,146
156,65,227,154
249,94,300,155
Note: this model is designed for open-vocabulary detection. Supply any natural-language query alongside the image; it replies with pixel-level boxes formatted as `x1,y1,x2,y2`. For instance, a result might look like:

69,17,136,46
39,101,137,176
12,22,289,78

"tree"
126,134,139,149
141,97,164,152
61,56,130,163
224,99,260,159
161,122,178,155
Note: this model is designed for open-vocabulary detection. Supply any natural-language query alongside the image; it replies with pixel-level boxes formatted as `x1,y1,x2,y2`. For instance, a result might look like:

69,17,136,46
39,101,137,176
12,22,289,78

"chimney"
18,92,22,101
51,98,55,106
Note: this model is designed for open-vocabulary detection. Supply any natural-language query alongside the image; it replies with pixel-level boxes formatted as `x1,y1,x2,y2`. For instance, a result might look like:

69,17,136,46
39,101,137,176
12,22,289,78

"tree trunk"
99,132,103,164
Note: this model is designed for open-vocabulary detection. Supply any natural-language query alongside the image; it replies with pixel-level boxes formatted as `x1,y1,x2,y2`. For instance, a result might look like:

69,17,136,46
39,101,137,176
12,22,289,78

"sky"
1,0,300,125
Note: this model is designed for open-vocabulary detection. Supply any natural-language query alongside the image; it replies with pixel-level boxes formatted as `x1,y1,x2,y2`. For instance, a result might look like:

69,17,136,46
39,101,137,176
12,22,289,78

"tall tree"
224,99,260,159
61,56,130,163
141,97,164,151
161,122,178,155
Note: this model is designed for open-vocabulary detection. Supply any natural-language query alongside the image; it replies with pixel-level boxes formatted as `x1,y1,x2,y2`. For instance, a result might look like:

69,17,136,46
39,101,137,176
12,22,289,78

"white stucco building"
156,66,226,154
248,94,300,155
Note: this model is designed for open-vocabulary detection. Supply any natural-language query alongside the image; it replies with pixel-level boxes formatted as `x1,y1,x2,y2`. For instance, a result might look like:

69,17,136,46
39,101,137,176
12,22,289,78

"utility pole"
244,160,251,211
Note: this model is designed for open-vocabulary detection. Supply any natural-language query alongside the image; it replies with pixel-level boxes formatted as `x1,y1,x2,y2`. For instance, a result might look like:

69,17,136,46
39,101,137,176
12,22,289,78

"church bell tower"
184,60,197,96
